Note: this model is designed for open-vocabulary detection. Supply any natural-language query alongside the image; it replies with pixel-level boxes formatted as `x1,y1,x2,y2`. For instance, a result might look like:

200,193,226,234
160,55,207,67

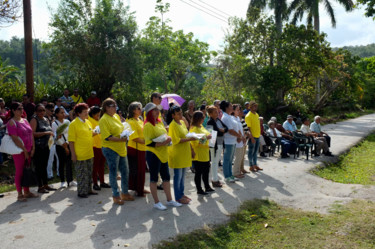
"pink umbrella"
161,94,186,110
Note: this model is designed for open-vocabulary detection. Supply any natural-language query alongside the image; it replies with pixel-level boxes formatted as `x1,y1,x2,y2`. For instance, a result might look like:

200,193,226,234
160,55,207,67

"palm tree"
247,0,289,35
288,0,354,34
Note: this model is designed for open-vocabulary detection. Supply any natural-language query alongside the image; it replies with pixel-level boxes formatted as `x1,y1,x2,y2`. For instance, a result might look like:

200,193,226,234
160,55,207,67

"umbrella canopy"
161,94,186,110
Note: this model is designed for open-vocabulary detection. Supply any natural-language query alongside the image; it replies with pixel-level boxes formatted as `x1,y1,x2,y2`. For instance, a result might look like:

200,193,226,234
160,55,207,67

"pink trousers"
12,152,30,193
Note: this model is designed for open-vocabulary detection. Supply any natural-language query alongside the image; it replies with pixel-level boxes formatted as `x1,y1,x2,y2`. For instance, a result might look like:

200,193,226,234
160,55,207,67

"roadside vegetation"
155,199,375,249
313,132,375,185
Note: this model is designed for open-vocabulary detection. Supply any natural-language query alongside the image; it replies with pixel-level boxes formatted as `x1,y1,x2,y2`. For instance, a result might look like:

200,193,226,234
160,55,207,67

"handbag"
21,160,38,187
0,126,24,155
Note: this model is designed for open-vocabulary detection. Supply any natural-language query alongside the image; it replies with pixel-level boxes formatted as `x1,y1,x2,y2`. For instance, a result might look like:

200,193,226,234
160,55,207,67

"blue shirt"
310,122,321,133
283,120,297,132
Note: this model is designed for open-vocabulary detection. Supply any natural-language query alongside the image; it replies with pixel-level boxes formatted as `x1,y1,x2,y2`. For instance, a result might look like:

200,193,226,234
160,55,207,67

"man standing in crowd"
184,100,195,128
243,102,250,116
245,101,263,172
87,91,101,107
22,94,35,121
71,89,84,104
61,89,74,111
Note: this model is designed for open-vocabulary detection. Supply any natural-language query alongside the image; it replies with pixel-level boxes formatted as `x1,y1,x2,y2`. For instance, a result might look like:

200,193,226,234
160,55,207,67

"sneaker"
68,181,77,187
205,188,215,192
225,177,235,183
153,202,167,210
60,182,67,189
231,176,240,181
166,200,182,207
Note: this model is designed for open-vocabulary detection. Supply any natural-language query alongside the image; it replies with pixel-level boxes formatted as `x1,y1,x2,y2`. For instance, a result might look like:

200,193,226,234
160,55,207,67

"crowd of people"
0,90,333,209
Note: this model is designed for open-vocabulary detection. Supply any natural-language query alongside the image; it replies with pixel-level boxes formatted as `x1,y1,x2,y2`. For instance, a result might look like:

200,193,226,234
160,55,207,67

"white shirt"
52,119,70,146
221,112,237,145
267,128,282,140
234,116,244,148
300,124,311,134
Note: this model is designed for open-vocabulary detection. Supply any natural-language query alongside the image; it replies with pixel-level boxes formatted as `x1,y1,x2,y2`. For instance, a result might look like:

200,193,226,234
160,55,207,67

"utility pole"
23,0,34,102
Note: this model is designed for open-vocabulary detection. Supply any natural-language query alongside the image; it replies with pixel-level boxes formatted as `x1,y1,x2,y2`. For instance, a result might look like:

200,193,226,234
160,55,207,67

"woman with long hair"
88,106,110,191
30,104,56,193
52,107,72,188
206,105,228,188
143,103,182,210
7,102,38,201
190,111,214,195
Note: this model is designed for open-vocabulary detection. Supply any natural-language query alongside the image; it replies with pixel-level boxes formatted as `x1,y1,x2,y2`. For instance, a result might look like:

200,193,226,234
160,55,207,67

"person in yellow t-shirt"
127,101,149,197
189,111,215,195
99,98,134,205
88,106,110,191
68,103,97,198
143,102,182,210
244,100,263,172
70,88,84,104
167,106,197,204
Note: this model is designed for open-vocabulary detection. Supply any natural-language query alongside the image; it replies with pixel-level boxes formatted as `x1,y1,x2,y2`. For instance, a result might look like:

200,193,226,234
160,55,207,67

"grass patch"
154,199,375,249
313,133,375,185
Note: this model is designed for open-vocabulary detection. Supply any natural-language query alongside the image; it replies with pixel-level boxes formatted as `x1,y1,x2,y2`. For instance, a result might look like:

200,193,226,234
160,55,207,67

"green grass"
313,133,375,185
154,199,375,249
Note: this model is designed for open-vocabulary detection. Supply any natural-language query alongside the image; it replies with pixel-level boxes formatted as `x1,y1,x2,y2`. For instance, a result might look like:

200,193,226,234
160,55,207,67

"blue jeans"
248,137,260,166
102,147,129,197
223,144,235,178
173,168,186,201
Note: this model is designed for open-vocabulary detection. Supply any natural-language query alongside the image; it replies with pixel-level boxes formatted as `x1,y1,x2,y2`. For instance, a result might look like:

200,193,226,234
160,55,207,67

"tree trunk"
23,0,34,102
314,8,321,104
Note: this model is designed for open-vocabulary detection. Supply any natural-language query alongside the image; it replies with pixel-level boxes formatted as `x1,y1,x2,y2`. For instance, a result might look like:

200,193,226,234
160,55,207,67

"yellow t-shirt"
245,111,260,138
190,126,210,162
127,118,146,151
70,95,83,104
99,113,127,157
68,118,94,160
88,116,101,148
144,122,168,163
168,120,192,169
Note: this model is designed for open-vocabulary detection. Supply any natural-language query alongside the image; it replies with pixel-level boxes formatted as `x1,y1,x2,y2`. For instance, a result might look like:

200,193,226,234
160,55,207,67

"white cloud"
0,0,374,50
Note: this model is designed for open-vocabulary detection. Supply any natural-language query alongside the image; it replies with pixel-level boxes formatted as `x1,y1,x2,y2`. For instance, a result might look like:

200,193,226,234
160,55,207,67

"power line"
197,0,232,18
178,0,228,23
187,0,229,20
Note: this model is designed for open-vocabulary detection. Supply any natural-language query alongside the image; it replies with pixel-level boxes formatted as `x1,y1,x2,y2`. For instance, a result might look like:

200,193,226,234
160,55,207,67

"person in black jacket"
206,105,228,187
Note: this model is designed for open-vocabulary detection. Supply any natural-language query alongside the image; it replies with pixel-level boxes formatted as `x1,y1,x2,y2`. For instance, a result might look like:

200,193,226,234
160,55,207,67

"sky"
0,0,374,51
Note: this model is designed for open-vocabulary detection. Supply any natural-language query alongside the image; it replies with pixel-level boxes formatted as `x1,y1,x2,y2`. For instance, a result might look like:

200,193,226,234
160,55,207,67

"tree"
49,0,141,101
140,14,211,98
357,0,375,18
288,0,354,34
0,0,22,25
247,0,288,35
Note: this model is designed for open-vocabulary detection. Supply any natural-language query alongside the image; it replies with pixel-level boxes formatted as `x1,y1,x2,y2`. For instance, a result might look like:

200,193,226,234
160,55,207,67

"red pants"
127,147,146,196
92,147,106,184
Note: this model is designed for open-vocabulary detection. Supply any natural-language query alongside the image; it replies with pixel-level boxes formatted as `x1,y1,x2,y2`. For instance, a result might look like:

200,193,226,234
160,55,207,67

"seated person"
300,118,332,156
259,117,272,157
283,115,297,133
271,117,294,140
267,121,297,158
310,116,331,148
